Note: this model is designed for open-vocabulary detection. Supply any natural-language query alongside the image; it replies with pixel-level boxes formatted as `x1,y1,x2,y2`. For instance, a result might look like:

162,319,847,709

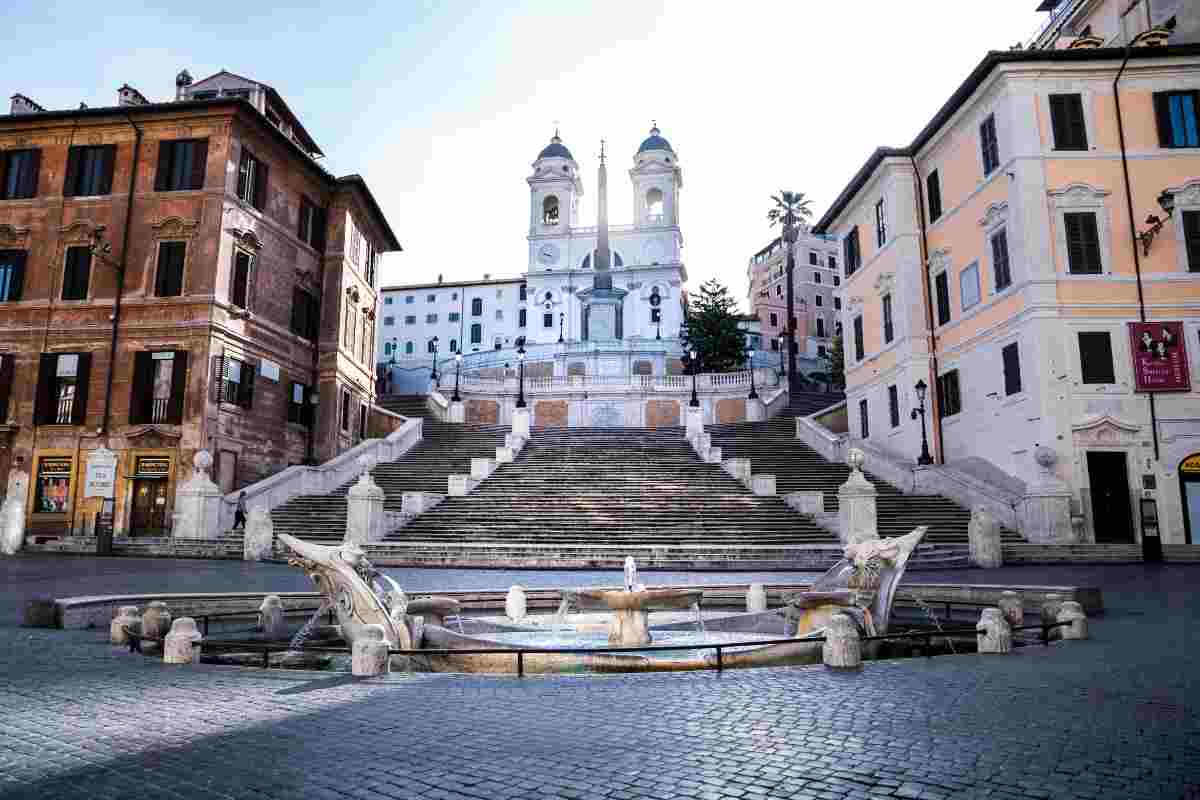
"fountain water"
691,601,705,635
288,599,332,652
576,557,703,646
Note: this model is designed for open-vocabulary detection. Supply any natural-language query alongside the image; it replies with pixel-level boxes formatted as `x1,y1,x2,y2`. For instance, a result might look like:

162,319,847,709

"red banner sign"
1128,321,1191,392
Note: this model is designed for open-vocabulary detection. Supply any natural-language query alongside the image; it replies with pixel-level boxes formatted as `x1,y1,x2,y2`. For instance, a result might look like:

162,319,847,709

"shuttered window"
0,250,26,302
1184,210,1200,272
859,398,869,439
874,197,887,247
237,149,269,211
358,403,368,441
0,354,14,422
153,139,207,191
0,149,40,199
991,229,1012,290
129,351,188,424
935,272,951,325
1049,94,1088,151
35,352,91,425
938,370,961,418
155,241,186,297
853,316,864,361
470,323,482,344
219,356,255,408
1002,342,1022,396
980,114,1000,175
882,294,894,344
519,308,527,328
64,145,117,197
888,385,899,428
843,227,861,275
287,382,312,427
1078,332,1115,384
61,247,92,301
340,389,351,432
471,298,483,316
290,288,319,342
926,170,942,223
1064,212,1102,274
231,251,252,308
1153,91,1200,149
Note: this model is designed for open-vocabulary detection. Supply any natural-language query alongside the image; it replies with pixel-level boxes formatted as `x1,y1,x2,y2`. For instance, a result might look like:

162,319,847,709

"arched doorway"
1180,453,1200,545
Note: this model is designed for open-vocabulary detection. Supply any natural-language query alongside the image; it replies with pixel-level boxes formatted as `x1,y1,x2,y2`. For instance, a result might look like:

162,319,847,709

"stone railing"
426,390,450,422
459,369,780,396
795,407,847,464
912,463,1022,532
761,386,789,419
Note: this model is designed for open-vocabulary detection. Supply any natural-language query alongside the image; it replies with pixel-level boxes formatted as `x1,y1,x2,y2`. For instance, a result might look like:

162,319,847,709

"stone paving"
0,556,1198,799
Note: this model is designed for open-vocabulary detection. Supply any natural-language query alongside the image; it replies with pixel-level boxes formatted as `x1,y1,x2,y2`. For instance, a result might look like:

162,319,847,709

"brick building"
0,70,399,538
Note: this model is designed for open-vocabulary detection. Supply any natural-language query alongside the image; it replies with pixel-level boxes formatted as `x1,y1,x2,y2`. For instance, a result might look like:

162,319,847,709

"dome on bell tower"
537,131,574,161
636,124,673,155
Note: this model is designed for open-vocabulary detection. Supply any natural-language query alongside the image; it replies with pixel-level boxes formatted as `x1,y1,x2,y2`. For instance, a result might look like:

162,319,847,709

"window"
543,312,553,328
340,389,350,432
980,114,999,175
771,339,779,351
1,149,40,199
834,297,841,311
448,312,460,322
853,316,864,361
154,139,207,192
359,404,367,441
404,315,416,325
34,456,73,513
1079,332,1115,384
776,285,782,297
0,354,12,422
844,227,861,275
874,197,887,247
427,294,436,303
859,398,869,438
1183,210,1200,272
384,297,393,305
383,316,394,326
817,345,826,357
1154,91,1200,149
495,309,503,321
888,385,899,428
427,339,437,354
290,288,319,342
829,257,837,272
935,272,951,325
926,170,942,223
1064,212,1102,274
816,318,826,338
833,275,840,287
1049,93,1088,151
519,309,527,328
426,313,438,324
882,294,894,344
155,241,186,297
471,298,483,316
470,323,482,344
287,382,312,427
35,352,91,425
236,148,268,211
298,197,326,250
449,339,458,353
219,356,254,408
405,341,414,354
769,313,778,327
814,272,821,284
61,246,91,301
542,195,559,224
938,370,961,418
63,145,116,197
129,351,188,424
991,230,1012,290
451,292,458,300
519,284,527,301
960,262,981,311
0,250,26,301
646,188,664,221
815,295,823,307
344,300,355,349
809,252,818,266
405,295,414,304
231,251,252,308
1002,342,1022,396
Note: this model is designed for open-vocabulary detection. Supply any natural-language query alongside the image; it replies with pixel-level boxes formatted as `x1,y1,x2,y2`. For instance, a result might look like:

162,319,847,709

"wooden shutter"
63,248,91,300
189,140,208,190
71,352,92,425
1153,92,1173,147
992,231,1011,288
853,316,864,360
167,351,189,423
1183,210,1200,272
888,385,899,427
0,355,12,421
312,207,327,252
214,355,229,403
7,251,26,301
1065,213,1101,274
128,351,153,424
0,153,7,198
236,152,250,199
155,241,185,297
1079,332,1115,384
1002,343,1021,396
935,272,951,324
238,361,255,408
298,197,311,243
1050,94,1087,150
63,146,82,197
232,252,250,308
98,145,116,195
253,159,269,211
927,170,941,222
154,141,173,191
35,354,56,424
19,149,40,198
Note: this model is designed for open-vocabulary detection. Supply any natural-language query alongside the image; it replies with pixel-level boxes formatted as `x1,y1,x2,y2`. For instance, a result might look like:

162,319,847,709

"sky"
4,1,1047,309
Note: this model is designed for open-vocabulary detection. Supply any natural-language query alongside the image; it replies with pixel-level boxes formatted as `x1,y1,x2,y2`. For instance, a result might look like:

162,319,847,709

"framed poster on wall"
1128,321,1191,392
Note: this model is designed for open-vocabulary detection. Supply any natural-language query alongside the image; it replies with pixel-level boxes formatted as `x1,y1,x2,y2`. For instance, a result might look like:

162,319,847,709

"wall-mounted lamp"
1137,190,1176,256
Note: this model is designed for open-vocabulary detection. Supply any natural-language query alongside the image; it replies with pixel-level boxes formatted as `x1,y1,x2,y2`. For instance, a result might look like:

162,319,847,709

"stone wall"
716,398,747,424
645,399,681,428
534,400,568,427
465,399,499,425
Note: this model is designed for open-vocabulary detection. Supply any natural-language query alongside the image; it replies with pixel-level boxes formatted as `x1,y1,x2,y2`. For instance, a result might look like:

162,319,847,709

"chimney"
437,273,443,284
117,84,149,107
483,273,491,281
9,94,45,115
175,69,193,101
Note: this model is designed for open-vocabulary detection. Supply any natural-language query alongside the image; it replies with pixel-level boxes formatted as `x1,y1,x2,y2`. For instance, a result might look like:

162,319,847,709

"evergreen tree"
681,278,746,372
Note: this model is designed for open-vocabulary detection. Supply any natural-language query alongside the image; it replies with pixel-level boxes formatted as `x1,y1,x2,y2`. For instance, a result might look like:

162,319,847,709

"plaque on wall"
1128,321,1191,392
134,457,170,477
83,447,118,499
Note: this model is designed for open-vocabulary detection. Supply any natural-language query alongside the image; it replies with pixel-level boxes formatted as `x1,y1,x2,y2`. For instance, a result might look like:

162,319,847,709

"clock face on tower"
537,243,559,266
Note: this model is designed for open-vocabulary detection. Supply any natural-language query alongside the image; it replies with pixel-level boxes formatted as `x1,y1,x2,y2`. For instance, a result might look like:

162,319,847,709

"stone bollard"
243,507,274,561
1056,601,1089,640
823,612,862,669
352,624,390,677
163,618,202,664
998,591,1023,630
750,475,776,496
110,605,141,645
23,595,57,627
746,583,767,613
141,601,172,653
505,585,527,622
976,608,1012,654
1040,593,1064,640
685,405,704,442
967,506,1003,568
838,449,877,544
345,459,386,545
258,595,288,641
512,408,531,439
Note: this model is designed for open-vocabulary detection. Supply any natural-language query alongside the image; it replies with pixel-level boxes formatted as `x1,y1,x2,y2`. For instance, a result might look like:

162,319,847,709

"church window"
543,313,553,328
542,195,559,225
646,188,664,222
427,340,437,354
470,323,482,344
471,298,483,316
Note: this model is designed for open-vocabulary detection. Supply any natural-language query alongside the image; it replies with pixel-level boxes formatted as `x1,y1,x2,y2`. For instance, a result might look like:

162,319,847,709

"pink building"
746,232,841,363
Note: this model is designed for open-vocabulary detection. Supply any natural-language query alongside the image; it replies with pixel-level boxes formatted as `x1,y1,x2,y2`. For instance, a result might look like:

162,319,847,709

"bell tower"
527,131,582,234
630,123,682,229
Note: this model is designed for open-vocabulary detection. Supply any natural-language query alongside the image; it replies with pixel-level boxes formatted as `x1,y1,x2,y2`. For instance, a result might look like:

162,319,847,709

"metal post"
747,347,758,400
715,645,723,672
517,650,525,678
689,350,699,408
452,354,462,402
516,346,526,409
262,648,270,669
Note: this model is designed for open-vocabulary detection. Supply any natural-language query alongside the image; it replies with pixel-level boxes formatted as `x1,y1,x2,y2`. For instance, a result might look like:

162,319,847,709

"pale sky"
4,1,1047,308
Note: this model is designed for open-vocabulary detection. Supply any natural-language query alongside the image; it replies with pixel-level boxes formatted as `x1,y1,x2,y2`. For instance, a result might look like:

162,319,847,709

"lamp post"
558,312,564,343
747,344,759,400
452,353,462,402
911,379,934,466
430,336,439,384
776,336,785,378
655,311,662,340
516,343,527,409
1137,189,1177,255
388,337,397,364
689,349,700,408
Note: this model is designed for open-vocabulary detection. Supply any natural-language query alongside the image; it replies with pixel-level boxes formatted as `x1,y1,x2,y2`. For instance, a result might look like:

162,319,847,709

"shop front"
1181,454,1200,546
126,454,174,537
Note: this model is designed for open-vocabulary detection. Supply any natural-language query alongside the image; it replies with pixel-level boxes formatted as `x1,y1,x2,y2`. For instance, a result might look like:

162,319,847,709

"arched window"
470,323,482,344
542,195,559,225
427,339,437,354
471,298,483,316
646,188,664,221
449,339,458,353
404,341,414,354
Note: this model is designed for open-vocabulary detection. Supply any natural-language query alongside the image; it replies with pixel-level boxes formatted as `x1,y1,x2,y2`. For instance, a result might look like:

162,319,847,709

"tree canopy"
681,278,746,373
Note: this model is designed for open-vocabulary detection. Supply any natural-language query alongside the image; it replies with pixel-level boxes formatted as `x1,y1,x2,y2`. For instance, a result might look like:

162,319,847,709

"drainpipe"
1113,47,1161,462
100,113,142,437
909,154,945,465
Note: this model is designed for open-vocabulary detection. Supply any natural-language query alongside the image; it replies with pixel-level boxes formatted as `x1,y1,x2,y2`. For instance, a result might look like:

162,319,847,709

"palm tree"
766,191,813,392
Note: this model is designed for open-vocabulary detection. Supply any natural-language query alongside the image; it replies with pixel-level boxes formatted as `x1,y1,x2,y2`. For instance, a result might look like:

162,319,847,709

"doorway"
1087,451,1135,543
130,478,168,536
1180,453,1200,545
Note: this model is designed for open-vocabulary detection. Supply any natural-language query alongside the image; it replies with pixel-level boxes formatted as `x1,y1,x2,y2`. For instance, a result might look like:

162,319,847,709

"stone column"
448,401,465,423
746,398,766,422
345,456,385,545
746,583,767,613
1056,601,1088,640
141,601,172,653
110,605,141,645
258,595,288,641
976,608,1012,654
722,458,752,486
0,471,29,556
838,449,877,544
685,405,704,442
967,506,1003,568
352,624,391,676
174,451,222,540
243,508,274,561
512,407,531,439
505,585,527,621
1019,446,1075,543
163,618,202,664
822,611,862,669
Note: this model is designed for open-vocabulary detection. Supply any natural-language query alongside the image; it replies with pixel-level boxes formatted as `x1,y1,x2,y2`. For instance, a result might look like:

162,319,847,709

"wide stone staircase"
784,389,845,418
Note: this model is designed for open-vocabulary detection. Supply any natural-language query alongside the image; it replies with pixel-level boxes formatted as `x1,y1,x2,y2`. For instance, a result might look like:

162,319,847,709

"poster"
35,458,73,513
1128,321,1192,393
83,447,117,499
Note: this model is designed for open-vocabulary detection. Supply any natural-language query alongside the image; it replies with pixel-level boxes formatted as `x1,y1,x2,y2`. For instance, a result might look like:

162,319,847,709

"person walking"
233,492,247,531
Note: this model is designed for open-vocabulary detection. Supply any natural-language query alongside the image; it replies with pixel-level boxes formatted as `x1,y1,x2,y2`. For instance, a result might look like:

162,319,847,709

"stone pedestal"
401,492,442,516
351,624,390,676
1041,594,1065,639
1056,601,1088,640
783,492,825,515
447,475,479,496
750,475,776,496
506,585,527,621
495,446,515,464
1019,446,1075,543
685,406,704,442
998,591,1023,629
722,458,751,485
705,447,723,464
470,458,497,480
110,605,141,645
976,608,1012,654
746,583,767,613
243,508,274,561
609,608,651,647
163,618,202,664
0,471,29,556
448,401,465,423
746,398,766,422
345,465,386,545
838,449,877,544
141,601,172,653
823,611,862,669
258,595,288,641
174,451,222,540
512,408,531,438
968,506,1003,568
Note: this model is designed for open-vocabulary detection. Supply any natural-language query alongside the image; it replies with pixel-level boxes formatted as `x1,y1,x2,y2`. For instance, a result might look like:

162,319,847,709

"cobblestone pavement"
0,557,1198,799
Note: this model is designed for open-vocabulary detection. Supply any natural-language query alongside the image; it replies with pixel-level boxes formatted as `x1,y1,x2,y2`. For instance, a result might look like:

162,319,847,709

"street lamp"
515,343,527,409
689,349,700,408
558,312,565,343
776,336,785,378
747,344,758,400
1137,189,1177,255
430,336,440,384
452,353,462,402
910,379,934,466
389,337,397,364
